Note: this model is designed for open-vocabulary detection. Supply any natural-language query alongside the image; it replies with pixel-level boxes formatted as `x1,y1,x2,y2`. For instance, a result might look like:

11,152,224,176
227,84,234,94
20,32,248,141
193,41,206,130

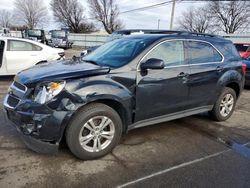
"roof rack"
115,29,221,38
131,30,221,38
177,31,221,38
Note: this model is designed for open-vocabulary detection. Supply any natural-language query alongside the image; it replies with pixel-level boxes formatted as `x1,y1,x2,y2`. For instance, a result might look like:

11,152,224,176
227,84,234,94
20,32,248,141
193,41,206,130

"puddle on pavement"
198,128,250,159
229,142,250,159
199,131,250,159
180,119,250,160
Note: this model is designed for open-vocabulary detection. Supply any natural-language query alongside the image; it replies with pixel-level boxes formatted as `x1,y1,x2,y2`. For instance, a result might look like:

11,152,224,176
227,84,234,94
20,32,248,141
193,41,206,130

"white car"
0,37,65,75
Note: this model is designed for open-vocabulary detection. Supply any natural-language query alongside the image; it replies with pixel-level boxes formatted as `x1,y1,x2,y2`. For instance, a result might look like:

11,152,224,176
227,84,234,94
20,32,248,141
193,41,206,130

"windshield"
52,31,66,38
28,30,42,37
83,38,153,68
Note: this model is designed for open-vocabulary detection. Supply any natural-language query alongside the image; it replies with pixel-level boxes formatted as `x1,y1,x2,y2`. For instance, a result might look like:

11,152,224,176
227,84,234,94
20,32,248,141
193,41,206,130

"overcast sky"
1,0,205,31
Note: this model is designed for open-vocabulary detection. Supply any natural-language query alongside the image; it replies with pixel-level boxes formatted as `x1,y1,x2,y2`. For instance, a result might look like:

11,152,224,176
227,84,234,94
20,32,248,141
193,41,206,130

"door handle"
216,66,223,72
177,72,189,78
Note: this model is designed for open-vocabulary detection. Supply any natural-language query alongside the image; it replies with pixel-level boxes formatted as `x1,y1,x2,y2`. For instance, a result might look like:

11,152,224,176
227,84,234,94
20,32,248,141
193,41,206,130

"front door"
135,40,190,122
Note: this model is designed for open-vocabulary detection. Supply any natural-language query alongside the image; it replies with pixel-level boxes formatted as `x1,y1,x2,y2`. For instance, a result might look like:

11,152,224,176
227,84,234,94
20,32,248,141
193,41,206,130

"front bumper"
22,132,59,153
3,94,71,154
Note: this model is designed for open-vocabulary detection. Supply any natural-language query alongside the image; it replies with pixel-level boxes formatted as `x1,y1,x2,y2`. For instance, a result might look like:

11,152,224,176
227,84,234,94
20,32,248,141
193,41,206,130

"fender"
56,78,135,138
74,80,133,115
215,69,244,101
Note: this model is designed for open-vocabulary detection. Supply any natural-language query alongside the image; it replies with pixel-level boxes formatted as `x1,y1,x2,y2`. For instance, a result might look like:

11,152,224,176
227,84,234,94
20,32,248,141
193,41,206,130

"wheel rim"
219,93,234,117
78,116,115,153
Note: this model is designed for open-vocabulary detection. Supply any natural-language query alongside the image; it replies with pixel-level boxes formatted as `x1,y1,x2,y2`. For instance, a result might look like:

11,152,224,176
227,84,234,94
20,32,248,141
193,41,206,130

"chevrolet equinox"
4,31,246,160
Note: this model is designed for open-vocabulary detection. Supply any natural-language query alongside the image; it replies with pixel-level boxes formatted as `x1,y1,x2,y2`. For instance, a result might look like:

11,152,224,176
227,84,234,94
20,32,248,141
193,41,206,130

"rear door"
186,40,224,108
5,40,42,74
135,40,190,122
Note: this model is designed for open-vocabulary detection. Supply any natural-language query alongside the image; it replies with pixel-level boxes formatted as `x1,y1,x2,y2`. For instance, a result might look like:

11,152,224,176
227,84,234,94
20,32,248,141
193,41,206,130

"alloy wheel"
219,93,234,117
78,116,115,152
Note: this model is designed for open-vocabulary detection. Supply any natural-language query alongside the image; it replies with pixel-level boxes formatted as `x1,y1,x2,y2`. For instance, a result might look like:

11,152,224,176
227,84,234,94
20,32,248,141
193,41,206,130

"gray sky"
0,0,205,30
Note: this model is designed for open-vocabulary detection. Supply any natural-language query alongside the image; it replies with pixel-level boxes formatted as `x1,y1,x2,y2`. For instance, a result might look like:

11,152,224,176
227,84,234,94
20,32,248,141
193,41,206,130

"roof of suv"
123,31,227,43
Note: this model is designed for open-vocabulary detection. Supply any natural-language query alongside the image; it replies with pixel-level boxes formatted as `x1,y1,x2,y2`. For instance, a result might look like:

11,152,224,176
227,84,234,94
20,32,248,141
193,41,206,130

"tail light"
242,63,247,75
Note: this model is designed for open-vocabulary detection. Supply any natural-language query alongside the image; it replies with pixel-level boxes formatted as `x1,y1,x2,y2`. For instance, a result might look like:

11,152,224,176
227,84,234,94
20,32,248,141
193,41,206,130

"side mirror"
140,58,165,70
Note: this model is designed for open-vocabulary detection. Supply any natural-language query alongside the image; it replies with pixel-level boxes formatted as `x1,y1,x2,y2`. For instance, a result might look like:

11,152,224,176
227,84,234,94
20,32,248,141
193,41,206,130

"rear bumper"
48,42,73,48
245,71,250,86
245,79,250,86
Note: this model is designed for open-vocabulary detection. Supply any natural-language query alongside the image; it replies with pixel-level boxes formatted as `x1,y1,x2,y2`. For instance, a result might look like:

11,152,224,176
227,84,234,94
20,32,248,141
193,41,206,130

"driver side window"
145,40,185,67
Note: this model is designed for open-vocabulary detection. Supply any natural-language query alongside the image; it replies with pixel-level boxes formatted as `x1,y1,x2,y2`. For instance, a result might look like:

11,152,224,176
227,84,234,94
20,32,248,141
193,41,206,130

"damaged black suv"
4,31,245,160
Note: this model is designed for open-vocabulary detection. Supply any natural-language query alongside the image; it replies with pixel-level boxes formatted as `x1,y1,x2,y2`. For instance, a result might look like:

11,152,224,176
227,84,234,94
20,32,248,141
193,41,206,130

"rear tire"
209,87,237,121
66,103,123,160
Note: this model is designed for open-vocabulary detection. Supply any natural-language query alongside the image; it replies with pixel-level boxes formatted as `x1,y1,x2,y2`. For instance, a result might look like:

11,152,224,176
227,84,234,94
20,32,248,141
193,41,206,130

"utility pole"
170,0,176,30
158,19,160,29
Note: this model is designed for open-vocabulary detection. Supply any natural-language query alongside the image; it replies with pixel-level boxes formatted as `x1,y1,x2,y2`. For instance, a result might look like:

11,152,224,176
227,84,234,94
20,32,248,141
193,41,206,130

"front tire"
66,103,123,160
209,87,237,121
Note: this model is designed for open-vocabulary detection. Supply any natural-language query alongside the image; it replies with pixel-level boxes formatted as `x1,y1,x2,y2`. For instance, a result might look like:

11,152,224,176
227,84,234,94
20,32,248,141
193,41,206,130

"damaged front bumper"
3,94,72,154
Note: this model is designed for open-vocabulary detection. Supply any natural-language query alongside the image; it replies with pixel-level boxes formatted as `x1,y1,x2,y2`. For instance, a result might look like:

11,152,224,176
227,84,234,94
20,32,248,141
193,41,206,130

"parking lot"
0,49,249,188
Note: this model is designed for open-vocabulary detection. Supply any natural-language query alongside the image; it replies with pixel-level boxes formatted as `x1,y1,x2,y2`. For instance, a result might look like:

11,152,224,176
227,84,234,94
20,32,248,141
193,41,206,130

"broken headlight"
34,81,66,104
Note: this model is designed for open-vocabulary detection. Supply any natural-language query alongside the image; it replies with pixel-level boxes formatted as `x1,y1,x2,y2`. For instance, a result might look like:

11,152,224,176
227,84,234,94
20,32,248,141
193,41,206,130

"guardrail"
9,31,109,47
68,34,108,48
223,34,250,43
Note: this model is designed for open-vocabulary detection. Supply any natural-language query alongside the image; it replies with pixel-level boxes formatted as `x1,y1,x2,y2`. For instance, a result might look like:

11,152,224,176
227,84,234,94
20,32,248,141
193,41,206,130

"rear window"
219,42,241,61
8,40,42,51
186,41,222,64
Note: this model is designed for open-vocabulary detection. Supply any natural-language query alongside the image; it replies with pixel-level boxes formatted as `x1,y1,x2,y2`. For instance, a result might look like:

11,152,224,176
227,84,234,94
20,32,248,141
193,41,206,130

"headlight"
34,81,66,104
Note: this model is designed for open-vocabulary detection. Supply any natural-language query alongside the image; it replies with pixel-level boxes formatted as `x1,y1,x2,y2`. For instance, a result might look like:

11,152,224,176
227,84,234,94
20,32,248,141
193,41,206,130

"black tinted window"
235,44,250,52
187,41,222,64
145,40,185,66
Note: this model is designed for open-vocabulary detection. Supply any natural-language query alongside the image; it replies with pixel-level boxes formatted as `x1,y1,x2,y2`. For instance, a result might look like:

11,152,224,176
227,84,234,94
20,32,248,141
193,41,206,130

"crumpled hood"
15,59,110,85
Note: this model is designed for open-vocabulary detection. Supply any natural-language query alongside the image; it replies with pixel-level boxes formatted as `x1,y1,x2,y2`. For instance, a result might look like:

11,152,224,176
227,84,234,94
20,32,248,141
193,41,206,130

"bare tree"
88,0,123,34
0,9,13,28
51,0,96,33
177,7,215,33
207,1,250,34
14,0,48,29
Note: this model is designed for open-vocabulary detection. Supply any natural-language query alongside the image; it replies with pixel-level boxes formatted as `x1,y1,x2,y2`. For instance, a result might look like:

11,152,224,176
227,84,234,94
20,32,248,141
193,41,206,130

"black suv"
3,31,245,160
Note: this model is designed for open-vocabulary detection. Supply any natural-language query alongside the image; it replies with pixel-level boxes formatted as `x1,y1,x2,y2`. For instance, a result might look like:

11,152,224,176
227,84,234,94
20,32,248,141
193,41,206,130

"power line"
86,0,184,20
119,0,174,14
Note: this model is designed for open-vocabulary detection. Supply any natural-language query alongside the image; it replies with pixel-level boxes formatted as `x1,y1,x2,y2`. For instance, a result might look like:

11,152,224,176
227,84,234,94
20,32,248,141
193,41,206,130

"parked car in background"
22,29,48,45
234,43,250,58
48,30,73,49
0,37,65,75
0,27,10,37
80,29,178,57
242,58,250,86
3,31,245,160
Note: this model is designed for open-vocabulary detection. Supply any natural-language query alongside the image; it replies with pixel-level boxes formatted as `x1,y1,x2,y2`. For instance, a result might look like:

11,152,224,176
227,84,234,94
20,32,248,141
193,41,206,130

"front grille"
4,95,20,109
10,81,27,98
13,81,26,92
7,95,20,107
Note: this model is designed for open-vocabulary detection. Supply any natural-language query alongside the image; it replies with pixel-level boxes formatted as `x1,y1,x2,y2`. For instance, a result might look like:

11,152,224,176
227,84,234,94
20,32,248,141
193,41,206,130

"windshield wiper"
83,60,99,66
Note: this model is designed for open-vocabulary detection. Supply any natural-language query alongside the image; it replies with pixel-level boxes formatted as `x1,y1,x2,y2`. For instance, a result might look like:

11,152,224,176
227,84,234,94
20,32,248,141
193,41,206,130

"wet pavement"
0,76,249,188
